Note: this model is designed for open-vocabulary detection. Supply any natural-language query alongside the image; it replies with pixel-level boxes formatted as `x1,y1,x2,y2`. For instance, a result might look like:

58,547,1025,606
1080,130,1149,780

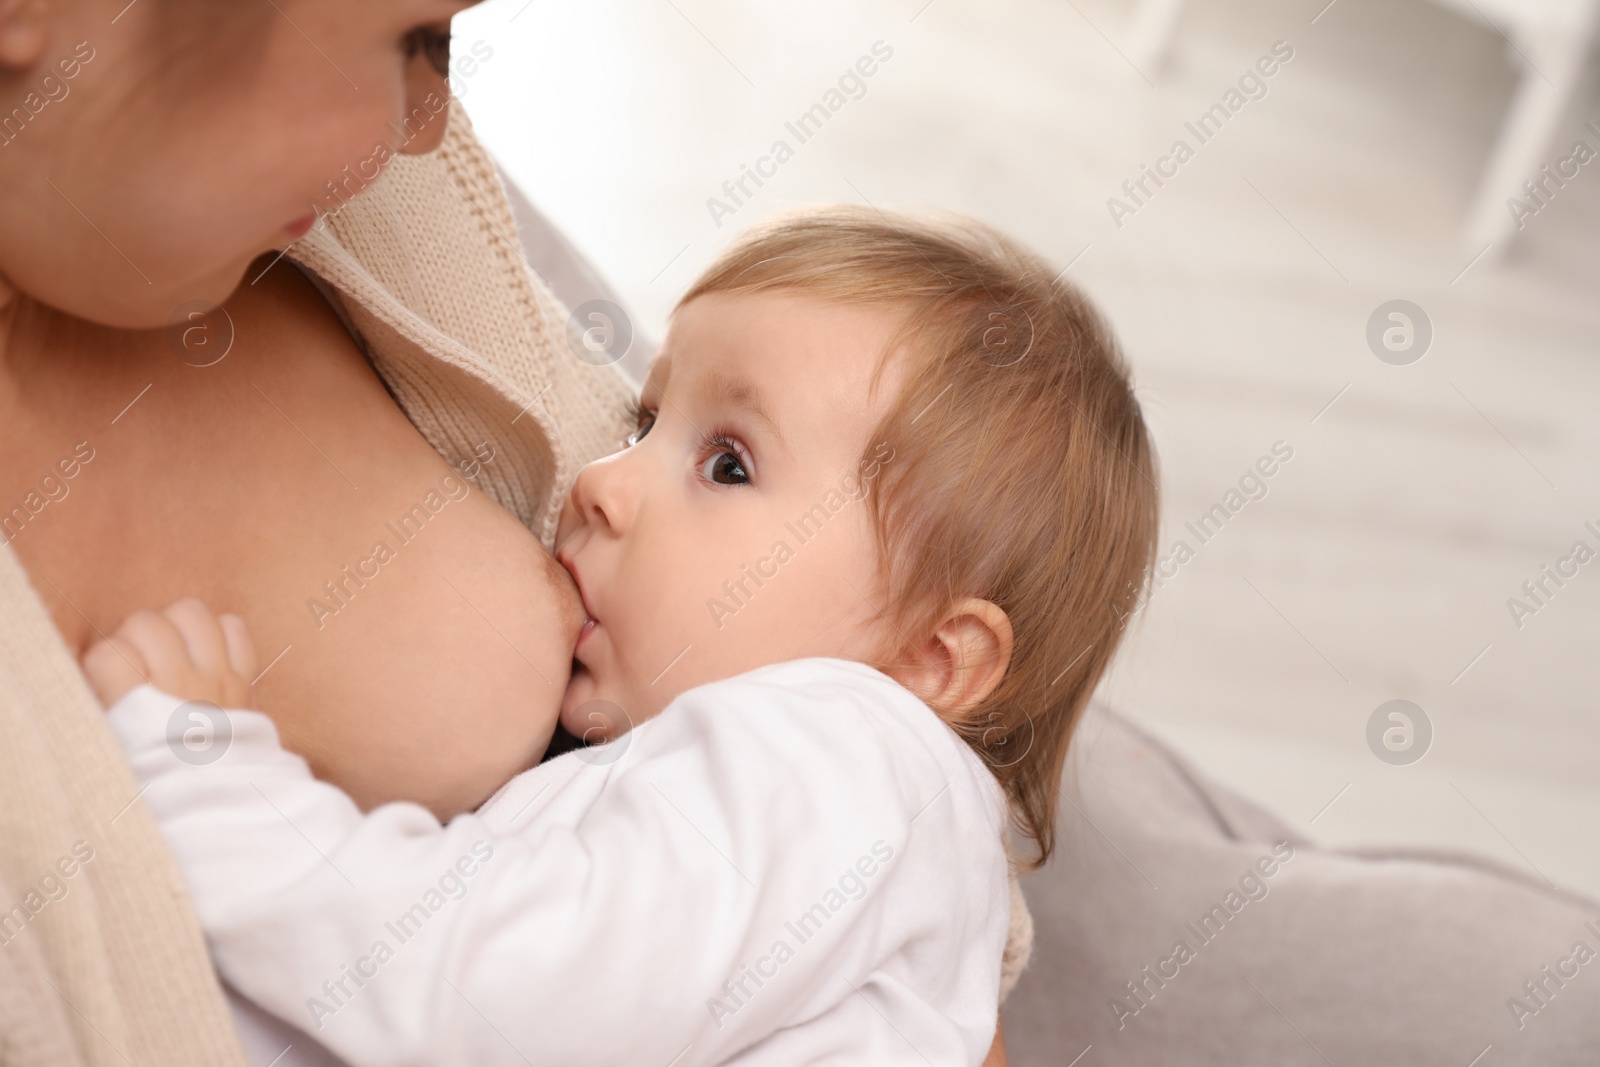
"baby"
83,206,1158,1066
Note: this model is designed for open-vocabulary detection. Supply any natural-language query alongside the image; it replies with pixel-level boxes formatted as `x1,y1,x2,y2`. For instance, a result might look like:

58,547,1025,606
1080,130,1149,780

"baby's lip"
556,549,598,630
574,616,598,656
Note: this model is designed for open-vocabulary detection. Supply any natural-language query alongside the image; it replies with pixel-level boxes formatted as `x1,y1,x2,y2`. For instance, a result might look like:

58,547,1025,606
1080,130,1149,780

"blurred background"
453,0,1600,898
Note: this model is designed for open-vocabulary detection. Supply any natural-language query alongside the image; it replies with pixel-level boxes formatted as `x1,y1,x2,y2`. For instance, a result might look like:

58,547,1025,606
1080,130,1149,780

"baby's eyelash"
625,399,656,445
697,427,754,485
701,431,741,456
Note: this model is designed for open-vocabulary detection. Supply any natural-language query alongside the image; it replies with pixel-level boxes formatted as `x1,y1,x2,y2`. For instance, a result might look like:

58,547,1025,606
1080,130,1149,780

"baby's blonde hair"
680,206,1159,867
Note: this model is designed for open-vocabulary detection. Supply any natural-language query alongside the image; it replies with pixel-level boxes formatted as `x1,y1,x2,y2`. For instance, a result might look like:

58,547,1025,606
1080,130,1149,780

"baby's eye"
700,447,749,486
626,408,657,447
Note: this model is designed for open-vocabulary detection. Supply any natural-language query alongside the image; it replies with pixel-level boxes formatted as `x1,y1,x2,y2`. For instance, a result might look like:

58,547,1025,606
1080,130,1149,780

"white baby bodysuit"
109,657,1010,1067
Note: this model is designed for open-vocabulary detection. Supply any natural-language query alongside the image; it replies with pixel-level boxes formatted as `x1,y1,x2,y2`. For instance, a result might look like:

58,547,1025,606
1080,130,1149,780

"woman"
0,2,1016,1062
1,0,636,1061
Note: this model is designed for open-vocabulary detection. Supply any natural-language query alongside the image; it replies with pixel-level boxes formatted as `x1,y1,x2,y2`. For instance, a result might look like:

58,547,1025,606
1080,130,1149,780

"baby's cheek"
630,545,701,638
610,529,789,713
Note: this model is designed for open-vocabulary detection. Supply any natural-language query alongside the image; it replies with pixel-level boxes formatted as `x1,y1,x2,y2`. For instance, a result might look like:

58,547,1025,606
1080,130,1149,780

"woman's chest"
0,267,582,813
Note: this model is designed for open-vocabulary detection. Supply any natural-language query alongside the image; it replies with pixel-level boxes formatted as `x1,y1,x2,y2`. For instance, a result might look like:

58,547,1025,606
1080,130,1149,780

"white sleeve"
108,672,972,1067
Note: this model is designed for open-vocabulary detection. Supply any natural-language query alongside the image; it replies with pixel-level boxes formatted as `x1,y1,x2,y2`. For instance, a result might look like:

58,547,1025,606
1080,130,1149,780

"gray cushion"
1004,703,1600,1066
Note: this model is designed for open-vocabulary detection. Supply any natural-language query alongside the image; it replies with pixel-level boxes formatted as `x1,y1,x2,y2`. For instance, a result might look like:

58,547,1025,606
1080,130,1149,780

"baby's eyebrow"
703,370,786,448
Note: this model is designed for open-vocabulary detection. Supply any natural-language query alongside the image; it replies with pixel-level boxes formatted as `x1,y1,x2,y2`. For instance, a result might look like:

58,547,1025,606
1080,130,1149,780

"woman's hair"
680,205,1159,868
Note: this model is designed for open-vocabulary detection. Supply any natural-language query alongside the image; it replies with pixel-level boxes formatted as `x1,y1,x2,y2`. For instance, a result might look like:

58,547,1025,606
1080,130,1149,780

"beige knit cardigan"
0,106,1027,1067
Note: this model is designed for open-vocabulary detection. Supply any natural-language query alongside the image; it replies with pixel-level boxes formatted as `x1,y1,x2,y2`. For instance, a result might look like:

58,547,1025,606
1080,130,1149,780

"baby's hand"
82,598,259,710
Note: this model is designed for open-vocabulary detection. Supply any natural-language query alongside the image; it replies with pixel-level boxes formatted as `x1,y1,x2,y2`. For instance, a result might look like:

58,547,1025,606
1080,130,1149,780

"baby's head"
556,206,1157,862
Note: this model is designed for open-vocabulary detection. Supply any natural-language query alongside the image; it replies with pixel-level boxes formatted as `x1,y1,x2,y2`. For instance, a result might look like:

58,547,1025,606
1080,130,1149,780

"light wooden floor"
458,0,1600,897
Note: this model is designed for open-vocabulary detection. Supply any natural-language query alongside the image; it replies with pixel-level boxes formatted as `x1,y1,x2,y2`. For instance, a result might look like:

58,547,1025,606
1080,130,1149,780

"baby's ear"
888,598,1013,720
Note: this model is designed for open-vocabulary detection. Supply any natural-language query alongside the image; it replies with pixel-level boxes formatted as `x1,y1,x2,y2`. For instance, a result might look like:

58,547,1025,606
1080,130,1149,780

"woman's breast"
0,264,584,817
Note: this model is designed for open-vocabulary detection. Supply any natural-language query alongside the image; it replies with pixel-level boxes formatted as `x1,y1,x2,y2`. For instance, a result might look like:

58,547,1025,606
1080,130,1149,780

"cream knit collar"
287,103,635,546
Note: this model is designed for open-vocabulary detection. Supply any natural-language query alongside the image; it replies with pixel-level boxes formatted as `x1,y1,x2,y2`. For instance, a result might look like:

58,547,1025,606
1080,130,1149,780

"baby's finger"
81,636,150,707
164,598,229,677
115,609,194,687
219,614,259,681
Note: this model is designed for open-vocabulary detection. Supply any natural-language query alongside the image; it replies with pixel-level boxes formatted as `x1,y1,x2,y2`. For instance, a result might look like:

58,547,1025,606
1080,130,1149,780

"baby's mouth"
570,610,597,682
555,547,600,643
